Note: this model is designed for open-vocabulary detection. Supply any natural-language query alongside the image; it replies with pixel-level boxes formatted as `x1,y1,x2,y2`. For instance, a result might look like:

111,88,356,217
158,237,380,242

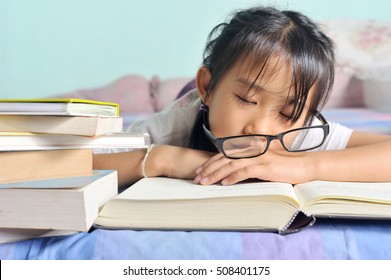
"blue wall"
1,0,390,98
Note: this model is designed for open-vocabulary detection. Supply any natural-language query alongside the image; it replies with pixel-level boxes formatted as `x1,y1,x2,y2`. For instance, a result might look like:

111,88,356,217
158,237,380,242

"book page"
117,177,298,202
295,180,391,207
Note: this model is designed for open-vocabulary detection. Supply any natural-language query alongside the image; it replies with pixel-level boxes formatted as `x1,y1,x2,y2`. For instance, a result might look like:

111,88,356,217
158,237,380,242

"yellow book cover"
0,98,120,117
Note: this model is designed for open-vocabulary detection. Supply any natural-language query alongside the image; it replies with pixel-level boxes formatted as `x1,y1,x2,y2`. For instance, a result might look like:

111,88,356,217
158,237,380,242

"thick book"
0,98,119,117
0,170,118,232
0,132,150,151
94,177,391,234
0,115,123,136
0,228,77,244
0,149,93,183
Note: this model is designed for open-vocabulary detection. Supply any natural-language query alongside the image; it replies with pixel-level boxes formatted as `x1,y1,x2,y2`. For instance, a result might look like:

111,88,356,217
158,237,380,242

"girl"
94,6,391,189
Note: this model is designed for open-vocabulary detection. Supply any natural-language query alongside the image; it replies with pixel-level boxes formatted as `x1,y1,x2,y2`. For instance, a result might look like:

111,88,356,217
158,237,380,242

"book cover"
0,98,120,117
0,170,118,232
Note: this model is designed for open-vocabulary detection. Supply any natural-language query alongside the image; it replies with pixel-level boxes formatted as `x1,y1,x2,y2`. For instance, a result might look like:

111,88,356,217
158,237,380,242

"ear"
196,66,212,106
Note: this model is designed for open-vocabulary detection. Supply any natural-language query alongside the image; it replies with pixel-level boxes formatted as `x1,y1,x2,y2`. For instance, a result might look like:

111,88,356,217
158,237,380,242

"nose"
243,114,276,135
243,115,285,152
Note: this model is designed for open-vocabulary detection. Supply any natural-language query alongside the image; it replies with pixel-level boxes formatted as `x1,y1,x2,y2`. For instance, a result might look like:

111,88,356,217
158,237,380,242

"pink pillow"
55,74,155,114
325,66,364,108
150,76,194,111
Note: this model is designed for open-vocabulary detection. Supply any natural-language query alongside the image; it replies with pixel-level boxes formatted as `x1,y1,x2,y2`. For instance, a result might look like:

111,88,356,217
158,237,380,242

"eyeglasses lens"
222,136,268,158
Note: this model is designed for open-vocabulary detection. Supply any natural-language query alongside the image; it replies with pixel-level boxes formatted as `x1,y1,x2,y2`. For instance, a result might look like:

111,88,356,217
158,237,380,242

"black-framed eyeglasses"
202,111,329,159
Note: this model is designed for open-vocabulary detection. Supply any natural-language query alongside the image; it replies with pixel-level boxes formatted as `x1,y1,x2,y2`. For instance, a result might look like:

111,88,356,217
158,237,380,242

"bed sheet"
323,108,391,134
1,219,391,260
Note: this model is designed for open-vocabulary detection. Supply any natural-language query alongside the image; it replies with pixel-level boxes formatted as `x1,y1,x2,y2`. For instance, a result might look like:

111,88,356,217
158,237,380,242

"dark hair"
189,6,335,152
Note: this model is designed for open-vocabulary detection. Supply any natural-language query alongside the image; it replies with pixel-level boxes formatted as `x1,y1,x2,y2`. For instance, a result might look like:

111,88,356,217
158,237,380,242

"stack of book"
0,98,150,243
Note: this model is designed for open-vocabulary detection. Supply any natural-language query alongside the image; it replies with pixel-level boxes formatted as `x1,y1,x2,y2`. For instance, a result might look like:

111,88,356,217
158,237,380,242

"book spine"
279,211,315,235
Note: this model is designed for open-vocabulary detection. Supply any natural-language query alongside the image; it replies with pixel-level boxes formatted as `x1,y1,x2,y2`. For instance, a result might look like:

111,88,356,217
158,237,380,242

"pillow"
150,76,194,112
323,19,391,81
325,66,364,108
363,79,391,112
54,74,155,115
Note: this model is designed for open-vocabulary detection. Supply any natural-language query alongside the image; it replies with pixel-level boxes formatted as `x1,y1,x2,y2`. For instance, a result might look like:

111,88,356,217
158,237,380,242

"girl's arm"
311,131,391,182
93,149,147,189
93,145,214,189
194,132,391,185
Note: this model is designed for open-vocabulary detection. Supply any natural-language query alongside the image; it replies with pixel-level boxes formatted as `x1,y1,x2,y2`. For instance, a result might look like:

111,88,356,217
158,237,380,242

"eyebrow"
236,77,265,93
235,77,289,98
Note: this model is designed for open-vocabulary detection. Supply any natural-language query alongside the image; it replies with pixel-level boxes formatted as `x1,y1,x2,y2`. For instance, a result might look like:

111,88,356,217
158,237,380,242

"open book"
94,177,391,234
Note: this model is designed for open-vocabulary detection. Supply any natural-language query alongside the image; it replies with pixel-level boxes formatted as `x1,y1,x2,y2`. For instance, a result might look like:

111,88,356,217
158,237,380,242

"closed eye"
278,99,297,121
278,112,293,121
235,94,257,105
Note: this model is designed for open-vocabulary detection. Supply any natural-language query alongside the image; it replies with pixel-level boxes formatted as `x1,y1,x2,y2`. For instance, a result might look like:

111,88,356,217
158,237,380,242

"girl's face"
201,58,313,152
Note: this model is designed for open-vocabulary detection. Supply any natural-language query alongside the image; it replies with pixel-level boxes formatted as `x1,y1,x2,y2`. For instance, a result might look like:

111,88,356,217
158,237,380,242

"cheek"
281,131,297,148
208,110,238,138
208,105,245,138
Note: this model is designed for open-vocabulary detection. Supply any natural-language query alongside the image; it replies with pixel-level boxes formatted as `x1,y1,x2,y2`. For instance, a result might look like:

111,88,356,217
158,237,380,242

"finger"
198,158,251,185
221,165,268,185
195,153,228,177
196,152,226,172
194,155,231,184
195,153,220,175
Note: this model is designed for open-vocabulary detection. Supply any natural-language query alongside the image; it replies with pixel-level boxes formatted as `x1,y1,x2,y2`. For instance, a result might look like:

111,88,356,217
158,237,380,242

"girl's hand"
194,150,315,185
146,145,216,180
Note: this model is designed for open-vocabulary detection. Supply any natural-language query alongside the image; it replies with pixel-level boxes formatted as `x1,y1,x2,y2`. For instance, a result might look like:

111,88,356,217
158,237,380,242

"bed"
2,19,391,260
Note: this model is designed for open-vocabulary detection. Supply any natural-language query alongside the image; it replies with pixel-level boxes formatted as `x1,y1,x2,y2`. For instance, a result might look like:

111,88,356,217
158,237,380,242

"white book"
0,228,77,244
0,132,150,151
0,170,118,232
0,115,123,136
